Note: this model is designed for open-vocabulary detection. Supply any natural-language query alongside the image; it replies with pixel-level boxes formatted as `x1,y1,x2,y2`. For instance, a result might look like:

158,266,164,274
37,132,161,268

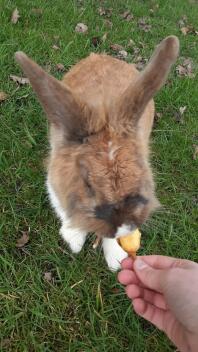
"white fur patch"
46,179,66,222
115,224,137,238
46,179,86,253
102,237,128,271
60,223,87,253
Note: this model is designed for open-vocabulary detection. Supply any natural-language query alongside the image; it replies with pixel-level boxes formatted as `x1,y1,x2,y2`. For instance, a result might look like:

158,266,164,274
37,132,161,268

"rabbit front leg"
46,180,86,253
60,223,87,253
102,237,128,271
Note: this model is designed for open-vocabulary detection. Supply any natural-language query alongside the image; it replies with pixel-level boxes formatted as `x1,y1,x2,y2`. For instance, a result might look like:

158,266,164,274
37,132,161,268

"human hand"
118,255,198,352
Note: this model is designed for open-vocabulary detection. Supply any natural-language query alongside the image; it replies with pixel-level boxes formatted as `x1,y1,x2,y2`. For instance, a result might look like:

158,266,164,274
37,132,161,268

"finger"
126,284,167,310
138,255,193,270
117,269,139,285
133,298,166,331
121,257,134,270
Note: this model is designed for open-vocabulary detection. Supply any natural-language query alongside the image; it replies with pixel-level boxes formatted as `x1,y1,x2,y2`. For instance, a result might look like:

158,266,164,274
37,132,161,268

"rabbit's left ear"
115,36,179,127
15,52,90,143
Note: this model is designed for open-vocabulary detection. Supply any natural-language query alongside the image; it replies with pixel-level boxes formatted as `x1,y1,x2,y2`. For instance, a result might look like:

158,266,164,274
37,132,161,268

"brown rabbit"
15,36,179,270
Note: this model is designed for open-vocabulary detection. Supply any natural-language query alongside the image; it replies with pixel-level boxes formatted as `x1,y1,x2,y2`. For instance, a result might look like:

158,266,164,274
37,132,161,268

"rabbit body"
15,36,179,270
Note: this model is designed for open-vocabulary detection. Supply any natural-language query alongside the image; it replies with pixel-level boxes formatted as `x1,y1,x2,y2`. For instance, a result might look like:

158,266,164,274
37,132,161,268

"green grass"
0,0,198,351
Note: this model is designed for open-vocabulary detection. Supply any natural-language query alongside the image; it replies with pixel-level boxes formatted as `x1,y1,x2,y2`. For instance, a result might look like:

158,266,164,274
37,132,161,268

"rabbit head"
15,36,179,239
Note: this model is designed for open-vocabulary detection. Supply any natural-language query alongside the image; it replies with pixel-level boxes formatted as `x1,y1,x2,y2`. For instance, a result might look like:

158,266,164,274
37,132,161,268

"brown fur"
15,36,179,238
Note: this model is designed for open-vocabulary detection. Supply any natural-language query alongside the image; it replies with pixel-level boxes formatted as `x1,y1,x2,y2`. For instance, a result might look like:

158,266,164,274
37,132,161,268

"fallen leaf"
179,106,187,115
52,44,60,50
10,75,29,85
98,7,112,17
91,36,101,48
133,46,140,55
120,10,134,21
135,56,148,70
104,19,113,28
16,231,30,248
180,27,189,35
98,7,106,16
127,39,135,47
192,145,198,160
173,106,187,123
178,15,188,27
55,63,65,72
138,17,152,32
75,23,88,33
117,50,128,60
31,8,43,15
110,43,124,52
154,112,163,122
176,58,194,78
11,8,20,24
44,272,53,282
0,91,8,102
180,25,197,35
102,32,108,42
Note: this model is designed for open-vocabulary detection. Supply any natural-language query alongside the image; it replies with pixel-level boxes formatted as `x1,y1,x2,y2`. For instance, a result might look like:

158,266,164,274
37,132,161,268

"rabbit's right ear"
115,36,179,129
15,52,89,143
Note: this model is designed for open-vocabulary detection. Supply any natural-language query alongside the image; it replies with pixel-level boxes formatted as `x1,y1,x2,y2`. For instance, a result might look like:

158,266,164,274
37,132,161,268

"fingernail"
135,259,148,270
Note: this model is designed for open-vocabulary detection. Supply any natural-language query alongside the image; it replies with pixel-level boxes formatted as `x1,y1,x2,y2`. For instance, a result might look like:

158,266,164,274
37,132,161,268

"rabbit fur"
15,36,179,271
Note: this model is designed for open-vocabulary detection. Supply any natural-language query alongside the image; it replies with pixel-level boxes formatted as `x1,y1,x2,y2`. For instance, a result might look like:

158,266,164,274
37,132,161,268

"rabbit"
15,35,179,271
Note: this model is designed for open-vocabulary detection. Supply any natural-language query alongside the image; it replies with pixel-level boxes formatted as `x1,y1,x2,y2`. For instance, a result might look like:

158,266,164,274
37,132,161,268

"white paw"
60,224,87,253
102,238,128,271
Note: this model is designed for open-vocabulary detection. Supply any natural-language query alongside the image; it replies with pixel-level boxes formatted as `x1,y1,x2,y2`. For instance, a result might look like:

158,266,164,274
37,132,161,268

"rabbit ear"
116,36,179,127
15,52,89,143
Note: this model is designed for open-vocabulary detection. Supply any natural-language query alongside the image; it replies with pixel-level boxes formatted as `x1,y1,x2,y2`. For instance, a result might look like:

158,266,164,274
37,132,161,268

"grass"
0,0,197,351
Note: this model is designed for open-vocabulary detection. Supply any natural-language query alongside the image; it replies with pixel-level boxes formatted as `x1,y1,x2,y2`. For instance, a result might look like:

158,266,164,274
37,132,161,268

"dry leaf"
179,106,187,115
133,46,140,55
176,58,194,78
0,91,8,102
110,43,124,52
75,23,88,33
173,106,187,123
104,19,113,28
98,7,112,17
91,36,101,48
117,50,128,60
138,17,152,32
102,32,108,42
192,145,198,160
98,7,106,16
55,63,65,72
180,27,189,35
44,272,52,282
154,112,163,122
52,44,60,50
135,56,148,70
16,231,30,248
178,15,188,28
11,8,20,24
10,75,29,85
120,10,134,21
127,39,135,47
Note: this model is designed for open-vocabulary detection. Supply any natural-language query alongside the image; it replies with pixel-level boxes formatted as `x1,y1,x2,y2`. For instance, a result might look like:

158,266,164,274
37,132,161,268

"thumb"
134,258,165,292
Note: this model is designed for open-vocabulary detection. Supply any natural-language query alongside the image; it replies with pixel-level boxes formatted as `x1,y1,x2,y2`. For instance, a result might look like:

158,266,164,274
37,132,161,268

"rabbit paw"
102,238,128,271
60,224,87,253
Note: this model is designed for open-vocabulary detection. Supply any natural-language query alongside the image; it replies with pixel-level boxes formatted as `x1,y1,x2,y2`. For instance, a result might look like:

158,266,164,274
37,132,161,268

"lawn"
0,0,197,351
